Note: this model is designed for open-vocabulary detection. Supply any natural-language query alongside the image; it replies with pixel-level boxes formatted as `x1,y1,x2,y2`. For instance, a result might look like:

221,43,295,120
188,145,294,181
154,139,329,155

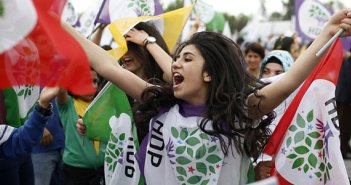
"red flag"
264,39,349,184
0,0,95,95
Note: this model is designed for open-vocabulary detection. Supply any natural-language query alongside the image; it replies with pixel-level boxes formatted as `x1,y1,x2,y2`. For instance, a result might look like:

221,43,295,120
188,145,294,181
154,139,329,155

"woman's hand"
327,9,351,37
254,160,273,181
125,28,149,46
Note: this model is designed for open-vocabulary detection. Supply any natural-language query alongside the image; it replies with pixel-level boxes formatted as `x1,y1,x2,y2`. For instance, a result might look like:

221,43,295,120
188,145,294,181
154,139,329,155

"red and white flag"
0,0,95,95
264,39,349,185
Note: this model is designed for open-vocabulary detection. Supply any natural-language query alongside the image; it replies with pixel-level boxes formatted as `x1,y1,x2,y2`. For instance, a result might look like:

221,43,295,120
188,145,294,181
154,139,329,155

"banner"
295,0,332,41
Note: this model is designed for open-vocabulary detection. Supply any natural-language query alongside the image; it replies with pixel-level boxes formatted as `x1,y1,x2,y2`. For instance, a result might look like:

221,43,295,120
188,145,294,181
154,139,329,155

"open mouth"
173,73,184,85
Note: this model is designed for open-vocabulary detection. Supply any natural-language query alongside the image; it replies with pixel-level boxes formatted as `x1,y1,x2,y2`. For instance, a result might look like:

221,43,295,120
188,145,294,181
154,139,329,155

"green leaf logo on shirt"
169,127,223,184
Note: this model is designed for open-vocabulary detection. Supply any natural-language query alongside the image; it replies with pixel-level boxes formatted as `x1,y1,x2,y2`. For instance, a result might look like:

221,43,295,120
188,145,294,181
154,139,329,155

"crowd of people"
1,8,351,185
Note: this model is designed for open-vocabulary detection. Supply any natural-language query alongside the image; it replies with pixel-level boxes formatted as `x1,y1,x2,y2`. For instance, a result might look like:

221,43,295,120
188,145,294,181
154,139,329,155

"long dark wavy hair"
126,22,170,80
134,32,274,160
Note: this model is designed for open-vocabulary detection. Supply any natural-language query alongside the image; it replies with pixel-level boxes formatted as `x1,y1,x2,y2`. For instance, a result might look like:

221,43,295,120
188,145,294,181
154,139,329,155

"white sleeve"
0,125,15,145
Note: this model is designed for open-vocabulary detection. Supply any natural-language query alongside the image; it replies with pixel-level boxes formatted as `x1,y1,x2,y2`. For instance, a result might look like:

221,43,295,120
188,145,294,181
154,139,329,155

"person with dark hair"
273,35,300,60
244,42,265,79
121,22,171,82
62,9,351,184
260,50,294,79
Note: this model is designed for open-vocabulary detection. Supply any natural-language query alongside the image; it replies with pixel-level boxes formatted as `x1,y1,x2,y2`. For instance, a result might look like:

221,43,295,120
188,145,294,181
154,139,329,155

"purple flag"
94,0,159,25
295,0,332,41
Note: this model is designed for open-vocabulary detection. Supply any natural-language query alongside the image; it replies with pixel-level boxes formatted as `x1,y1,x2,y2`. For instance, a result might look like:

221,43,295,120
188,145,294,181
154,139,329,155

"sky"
71,0,351,16
161,0,351,16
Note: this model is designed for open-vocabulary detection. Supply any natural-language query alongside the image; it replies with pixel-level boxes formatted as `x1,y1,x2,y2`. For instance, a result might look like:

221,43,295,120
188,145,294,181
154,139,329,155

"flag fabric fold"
108,5,194,60
263,39,349,184
83,82,133,143
0,0,95,95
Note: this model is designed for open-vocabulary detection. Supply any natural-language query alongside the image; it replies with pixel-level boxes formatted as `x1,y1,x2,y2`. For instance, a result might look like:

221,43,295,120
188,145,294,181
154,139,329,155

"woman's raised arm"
248,9,351,118
62,22,151,100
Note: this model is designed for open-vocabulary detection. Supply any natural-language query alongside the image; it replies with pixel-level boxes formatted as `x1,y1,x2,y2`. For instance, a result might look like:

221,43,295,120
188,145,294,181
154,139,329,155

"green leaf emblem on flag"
283,110,333,183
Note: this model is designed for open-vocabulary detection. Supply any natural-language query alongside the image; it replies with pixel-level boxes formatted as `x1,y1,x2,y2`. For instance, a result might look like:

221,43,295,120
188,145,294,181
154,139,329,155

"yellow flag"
108,5,194,60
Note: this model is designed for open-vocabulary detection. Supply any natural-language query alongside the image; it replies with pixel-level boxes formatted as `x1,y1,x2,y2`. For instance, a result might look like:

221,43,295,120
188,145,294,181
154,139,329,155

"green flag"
83,82,133,142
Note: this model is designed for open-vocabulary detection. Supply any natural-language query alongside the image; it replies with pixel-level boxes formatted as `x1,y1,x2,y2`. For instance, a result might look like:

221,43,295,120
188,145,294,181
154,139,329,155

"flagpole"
316,28,344,57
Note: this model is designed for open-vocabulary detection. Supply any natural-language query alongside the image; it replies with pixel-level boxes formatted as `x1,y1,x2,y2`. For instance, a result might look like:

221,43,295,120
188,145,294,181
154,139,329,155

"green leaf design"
206,155,222,164
17,89,25,96
296,114,306,128
319,162,325,171
195,144,206,160
307,110,314,122
303,164,309,173
108,143,116,149
190,129,198,136
314,140,323,149
114,149,120,157
109,150,117,158
201,179,210,185
119,133,125,140
110,133,118,142
171,127,179,138
208,145,217,153
196,162,207,175
308,132,321,138
176,156,191,165
305,137,312,147
200,133,209,140
286,137,292,147
292,158,304,169
288,125,298,132
176,146,186,154
327,162,332,170
127,2,134,8
180,128,188,140
308,153,317,168
177,176,185,181
294,146,309,154
315,171,322,178
209,166,215,174
186,137,200,146
294,131,305,144
106,156,113,163
287,154,297,159
176,166,187,176
187,147,194,157
187,176,202,184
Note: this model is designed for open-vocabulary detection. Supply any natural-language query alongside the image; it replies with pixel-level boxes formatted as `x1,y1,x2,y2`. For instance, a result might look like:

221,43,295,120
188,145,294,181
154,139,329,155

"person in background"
273,35,300,60
0,89,54,159
259,50,294,79
244,42,265,79
31,100,64,185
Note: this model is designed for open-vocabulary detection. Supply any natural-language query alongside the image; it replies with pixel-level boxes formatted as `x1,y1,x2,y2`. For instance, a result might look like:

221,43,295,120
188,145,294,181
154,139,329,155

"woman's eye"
184,58,192,62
